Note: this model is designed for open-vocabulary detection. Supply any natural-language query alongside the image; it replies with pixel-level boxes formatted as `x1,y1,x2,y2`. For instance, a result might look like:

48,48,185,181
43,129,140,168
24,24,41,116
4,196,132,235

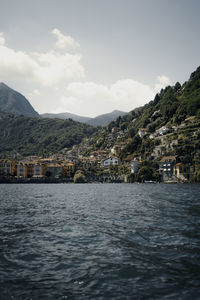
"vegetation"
127,161,161,183
80,66,200,167
0,114,97,157
73,171,87,183
0,66,200,182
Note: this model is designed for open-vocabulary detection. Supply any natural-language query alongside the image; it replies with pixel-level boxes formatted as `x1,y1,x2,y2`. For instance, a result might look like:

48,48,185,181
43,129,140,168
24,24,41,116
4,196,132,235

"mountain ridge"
40,110,127,126
0,83,39,117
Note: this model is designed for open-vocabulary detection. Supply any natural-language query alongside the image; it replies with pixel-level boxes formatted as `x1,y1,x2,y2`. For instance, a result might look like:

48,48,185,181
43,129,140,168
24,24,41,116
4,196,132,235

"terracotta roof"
160,156,176,162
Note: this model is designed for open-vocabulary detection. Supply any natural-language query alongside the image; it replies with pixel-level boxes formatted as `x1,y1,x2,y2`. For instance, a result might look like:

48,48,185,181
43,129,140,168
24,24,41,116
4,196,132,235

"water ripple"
0,183,200,299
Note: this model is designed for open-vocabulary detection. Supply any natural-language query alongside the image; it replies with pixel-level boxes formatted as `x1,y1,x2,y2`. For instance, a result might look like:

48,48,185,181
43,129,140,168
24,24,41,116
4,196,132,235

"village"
0,113,199,183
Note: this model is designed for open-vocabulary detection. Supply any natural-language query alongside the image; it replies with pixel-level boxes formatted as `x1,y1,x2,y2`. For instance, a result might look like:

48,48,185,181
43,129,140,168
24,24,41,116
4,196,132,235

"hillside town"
0,151,195,183
1,111,199,183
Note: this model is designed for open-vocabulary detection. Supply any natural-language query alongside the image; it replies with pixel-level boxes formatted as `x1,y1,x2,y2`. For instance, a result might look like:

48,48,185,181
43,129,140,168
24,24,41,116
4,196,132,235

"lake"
0,183,200,299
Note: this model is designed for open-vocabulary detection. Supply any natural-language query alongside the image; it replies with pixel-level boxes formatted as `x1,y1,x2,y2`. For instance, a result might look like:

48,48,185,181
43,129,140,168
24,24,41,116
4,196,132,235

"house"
130,160,139,173
152,145,166,158
63,162,75,177
149,134,156,139
159,156,177,182
173,163,189,182
17,163,26,177
0,159,16,177
33,163,46,178
17,162,34,178
138,128,148,138
111,127,119,133
156,126,170,136
45,163,63,178
101,156,120,167
111,142,126,156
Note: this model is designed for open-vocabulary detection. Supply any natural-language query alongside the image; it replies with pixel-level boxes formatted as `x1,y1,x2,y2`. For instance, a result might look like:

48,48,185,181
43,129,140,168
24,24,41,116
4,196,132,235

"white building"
156,126,169,136
101,156,120,167
138,128,148,138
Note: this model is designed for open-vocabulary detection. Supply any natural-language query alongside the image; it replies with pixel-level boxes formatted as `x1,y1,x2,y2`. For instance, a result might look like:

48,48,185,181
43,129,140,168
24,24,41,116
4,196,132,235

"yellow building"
174,163,189,182
0,159,17,177
17,162,34,178
33,163,46,177
63,162,75,177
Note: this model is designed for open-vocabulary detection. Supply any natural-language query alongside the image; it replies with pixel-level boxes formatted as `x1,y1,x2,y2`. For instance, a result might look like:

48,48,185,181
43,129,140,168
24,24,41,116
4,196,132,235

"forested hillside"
77,66,200,164
0,83,39,117
0,113,97,158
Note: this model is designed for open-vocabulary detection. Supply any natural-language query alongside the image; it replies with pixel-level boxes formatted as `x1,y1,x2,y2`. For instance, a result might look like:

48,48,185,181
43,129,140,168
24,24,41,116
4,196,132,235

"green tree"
73,171,87,183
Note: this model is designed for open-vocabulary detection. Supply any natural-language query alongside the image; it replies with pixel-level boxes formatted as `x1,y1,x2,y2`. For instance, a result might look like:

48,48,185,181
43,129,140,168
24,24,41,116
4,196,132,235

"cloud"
29,89,40,97
0,31,84,86
0,30,171,116
57,76,170,116
154,75,171,92
52,28,80,50
32,50,85,85
0,33,5,46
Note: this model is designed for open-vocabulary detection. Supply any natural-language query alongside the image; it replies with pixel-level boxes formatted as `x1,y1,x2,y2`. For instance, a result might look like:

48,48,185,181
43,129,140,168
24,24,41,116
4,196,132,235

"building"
111,142,126,156
63,162,75,177
130,160,140,173
159,156,176,182
33,163,46,178
174,163,190,182
17,162,35,178
0,159,16,177
156,126,170,136
45,163,63,178
101,156,120,167
138,128,148,138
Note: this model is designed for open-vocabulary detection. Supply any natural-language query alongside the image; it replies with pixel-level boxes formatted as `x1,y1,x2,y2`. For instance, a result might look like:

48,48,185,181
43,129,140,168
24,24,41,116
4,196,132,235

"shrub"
73,171,87,183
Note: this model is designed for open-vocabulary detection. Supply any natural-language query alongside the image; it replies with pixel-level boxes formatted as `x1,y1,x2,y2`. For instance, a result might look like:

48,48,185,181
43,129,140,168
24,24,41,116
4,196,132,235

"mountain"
86,110,127,126
72,66,200,165
40,112,91,123
1,66,200,168
40,110,127,126
0,114,97,157
0,83,39,117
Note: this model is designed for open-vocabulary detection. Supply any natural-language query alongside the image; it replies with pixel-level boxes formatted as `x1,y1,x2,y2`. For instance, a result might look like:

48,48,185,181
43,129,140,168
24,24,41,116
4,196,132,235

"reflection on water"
0,183,200,299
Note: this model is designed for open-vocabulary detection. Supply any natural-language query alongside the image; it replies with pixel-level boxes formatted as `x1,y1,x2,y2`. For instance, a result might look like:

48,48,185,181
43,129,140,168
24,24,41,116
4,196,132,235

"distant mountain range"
0,66,200,164
40,110,127,126
0,83,39,117
0,82,127,126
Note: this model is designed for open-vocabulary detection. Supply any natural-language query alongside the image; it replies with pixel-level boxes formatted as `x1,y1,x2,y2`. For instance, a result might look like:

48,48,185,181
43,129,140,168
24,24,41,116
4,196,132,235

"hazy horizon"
0,0,200,117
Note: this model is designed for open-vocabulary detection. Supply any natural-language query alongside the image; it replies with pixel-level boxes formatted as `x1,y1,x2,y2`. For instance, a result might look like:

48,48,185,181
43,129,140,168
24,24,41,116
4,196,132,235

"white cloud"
0,30,171,116
52,28,80,50
0,31,84,86
57,76,170,116
0,33,5,46
32,50,85,85
154,75,171,93
29,89,40,97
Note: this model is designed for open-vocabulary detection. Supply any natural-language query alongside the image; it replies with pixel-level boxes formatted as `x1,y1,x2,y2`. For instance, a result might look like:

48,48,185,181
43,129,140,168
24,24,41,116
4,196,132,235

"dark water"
0,184,200,300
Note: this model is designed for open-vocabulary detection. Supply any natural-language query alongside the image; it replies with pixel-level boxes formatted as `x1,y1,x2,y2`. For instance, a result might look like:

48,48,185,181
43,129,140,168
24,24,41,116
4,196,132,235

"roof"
160,156,176,162
138,128,148,131
46,164,62,168
175,163,184,166
101,156,119,162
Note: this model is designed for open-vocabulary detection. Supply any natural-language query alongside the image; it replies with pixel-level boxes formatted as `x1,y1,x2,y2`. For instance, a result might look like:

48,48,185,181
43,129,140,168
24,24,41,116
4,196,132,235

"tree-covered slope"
0,114,97,157
78,66,200,163
0,83,39,117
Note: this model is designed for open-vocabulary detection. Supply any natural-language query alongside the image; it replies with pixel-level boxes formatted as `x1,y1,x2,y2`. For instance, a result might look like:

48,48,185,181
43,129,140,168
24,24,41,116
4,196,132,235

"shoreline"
0,178,194,184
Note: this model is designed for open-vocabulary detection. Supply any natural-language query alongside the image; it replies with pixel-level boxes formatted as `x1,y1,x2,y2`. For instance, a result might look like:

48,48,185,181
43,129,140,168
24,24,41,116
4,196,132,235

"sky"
0,0,200,117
